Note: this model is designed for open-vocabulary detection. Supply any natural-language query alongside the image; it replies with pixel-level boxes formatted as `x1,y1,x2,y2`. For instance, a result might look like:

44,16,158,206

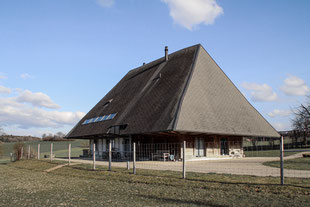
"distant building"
66,44,279,160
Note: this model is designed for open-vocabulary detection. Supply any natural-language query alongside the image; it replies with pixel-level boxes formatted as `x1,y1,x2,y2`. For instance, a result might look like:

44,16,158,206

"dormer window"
153,73,161,81
103,99,113,108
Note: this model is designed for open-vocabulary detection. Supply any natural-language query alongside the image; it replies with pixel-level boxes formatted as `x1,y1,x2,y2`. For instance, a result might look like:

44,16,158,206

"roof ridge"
171,44,201,131
128,44,202,75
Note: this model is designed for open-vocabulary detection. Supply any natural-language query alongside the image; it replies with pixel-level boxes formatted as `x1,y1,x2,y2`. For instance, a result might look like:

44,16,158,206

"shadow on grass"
9,159,310,191
137,194,226,207
65,164,310,190
62,161,310,189
186,176,310,190
69,165,106,172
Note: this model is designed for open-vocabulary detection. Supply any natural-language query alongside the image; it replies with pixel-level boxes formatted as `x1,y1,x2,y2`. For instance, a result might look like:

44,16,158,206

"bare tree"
292,96,310,145
13,142,25,160
55,132,65,138
0,127,6,136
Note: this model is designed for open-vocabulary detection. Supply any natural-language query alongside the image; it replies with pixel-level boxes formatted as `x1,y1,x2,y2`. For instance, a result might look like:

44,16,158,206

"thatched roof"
67,44,279,138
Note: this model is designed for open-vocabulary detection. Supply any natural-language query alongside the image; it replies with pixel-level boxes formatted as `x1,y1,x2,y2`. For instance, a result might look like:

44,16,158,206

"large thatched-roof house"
66,44,279,160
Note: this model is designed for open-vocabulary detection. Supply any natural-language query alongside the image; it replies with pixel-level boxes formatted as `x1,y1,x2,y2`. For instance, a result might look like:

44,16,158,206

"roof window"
82,113,118,125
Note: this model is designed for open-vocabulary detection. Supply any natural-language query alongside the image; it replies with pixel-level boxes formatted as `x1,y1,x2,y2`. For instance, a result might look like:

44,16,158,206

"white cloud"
241,82,278,102
0,75,7,80
271,122,291,131
280,75,310,96
162,0,223,30
0,96,85,129
268,109,292,118
0,86,11,94
96,0,115,8
15,90,60,109
20,73,34,80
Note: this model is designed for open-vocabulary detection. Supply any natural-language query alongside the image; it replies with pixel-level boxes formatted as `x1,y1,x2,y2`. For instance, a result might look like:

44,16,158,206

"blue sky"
0,0,309,136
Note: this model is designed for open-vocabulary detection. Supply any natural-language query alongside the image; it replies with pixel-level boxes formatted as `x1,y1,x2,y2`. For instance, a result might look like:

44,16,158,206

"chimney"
165,46,168,61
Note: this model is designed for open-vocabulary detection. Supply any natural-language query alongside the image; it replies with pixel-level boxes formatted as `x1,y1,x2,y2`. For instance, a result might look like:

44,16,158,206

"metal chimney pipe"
165,46,168,61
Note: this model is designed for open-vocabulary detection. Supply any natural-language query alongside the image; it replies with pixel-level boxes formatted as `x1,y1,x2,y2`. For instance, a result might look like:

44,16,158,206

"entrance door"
195,138,205,157
220,138,229,155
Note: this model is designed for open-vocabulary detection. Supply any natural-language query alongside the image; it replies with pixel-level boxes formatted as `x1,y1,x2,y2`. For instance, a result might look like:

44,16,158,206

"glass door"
220,138,229,155
195,138,205,157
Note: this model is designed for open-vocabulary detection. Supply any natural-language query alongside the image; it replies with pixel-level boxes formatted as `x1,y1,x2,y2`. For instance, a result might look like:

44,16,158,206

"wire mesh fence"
2,137,310,185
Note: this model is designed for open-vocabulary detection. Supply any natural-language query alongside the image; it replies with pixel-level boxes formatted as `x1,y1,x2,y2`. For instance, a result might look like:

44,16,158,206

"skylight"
110,113,117,119
94,116,102,122
82,113,117,125
102,115,109,121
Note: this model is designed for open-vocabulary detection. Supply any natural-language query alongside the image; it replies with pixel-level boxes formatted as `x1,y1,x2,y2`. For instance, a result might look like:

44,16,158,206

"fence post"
37,144,40,160
28,145,31,159
133,142,136,175
68,143,71,165
127,161,130,170
108,142,112,171
183,141,186,179
93,143,96,170
21,147,23,160
50,143,53,162
280,136,284,185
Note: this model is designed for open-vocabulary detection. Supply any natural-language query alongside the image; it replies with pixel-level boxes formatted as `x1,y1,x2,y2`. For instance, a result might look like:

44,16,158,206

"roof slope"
175,46,280,137
67,44,280,138
67,45,198,138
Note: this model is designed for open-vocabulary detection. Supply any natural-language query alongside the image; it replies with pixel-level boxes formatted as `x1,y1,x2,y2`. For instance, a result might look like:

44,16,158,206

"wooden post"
183,141,186,179
68,143,71,165
28,145,31,159
93,143,96,170
280,136,284,185
37,144,40,160
21,147,23,160
127,161,130,170
50,143,53,162
108,142,112,171
133,142,136,175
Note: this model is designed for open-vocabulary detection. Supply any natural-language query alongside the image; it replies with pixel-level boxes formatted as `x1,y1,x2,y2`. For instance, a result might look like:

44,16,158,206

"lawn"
244,149,300,157
264,157,310,171
0,160,310,207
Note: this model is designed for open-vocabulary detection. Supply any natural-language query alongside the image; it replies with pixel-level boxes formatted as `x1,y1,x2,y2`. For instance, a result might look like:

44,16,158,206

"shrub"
13,142,25,160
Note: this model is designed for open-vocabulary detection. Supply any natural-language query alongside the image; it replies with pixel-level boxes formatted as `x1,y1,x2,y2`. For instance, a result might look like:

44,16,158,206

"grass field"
244,149,299,157
0,140,89,161
0,160,310,207
264,157,310,171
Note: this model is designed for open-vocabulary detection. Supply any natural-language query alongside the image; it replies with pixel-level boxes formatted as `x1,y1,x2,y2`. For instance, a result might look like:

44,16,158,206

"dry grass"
1,160,310,206
264,157,310,171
